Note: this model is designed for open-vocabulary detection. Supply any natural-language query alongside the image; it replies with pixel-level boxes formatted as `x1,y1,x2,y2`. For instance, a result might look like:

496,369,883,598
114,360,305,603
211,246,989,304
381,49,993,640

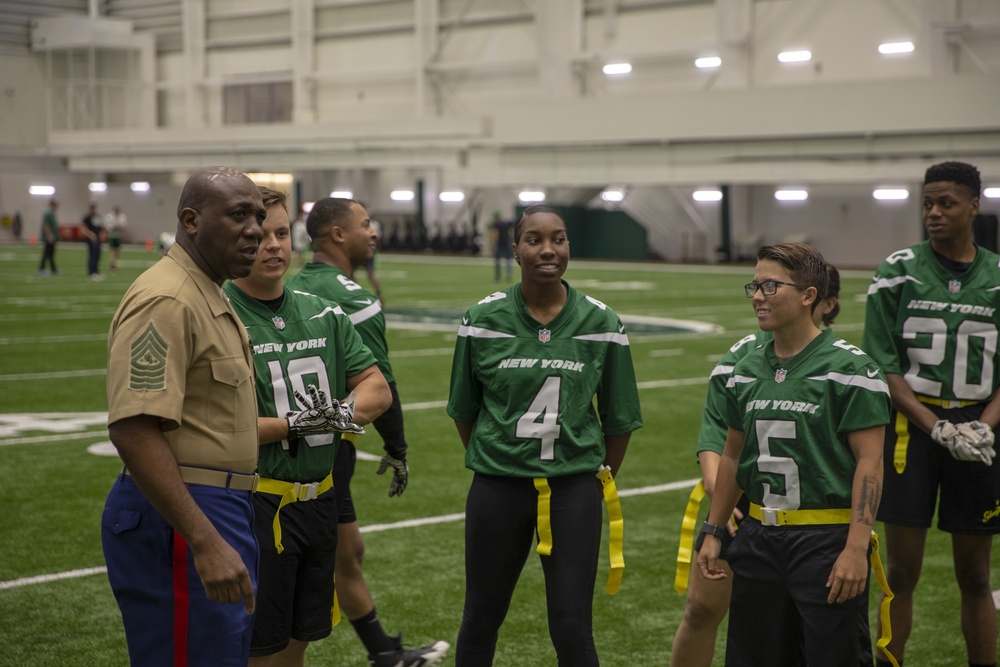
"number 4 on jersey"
516,376,562,460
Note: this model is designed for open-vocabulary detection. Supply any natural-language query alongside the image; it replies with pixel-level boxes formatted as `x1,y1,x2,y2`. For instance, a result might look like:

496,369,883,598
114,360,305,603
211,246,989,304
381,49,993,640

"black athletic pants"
456,472,602,667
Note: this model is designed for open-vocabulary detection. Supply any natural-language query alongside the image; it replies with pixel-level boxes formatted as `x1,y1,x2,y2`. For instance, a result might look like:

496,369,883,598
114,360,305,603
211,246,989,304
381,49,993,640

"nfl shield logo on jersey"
948,279,961,294
774,368,787,383
538,328,551,343
272,316,286,330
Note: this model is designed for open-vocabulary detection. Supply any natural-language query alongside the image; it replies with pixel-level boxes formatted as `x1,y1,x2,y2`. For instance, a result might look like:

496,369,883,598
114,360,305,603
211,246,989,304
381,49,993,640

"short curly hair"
924,161,981,199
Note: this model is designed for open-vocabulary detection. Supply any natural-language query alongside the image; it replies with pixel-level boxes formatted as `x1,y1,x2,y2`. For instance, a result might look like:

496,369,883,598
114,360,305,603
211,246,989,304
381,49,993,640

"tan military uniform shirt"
106,244,258,473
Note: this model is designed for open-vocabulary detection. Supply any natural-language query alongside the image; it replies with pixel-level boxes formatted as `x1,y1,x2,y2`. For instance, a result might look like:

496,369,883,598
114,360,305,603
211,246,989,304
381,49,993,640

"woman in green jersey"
448,205,643,666
698,243,890,666
671,263,842,667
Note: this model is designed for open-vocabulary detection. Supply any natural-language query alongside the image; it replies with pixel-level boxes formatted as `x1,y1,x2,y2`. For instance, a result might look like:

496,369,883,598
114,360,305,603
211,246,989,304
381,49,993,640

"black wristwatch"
700,522,725,540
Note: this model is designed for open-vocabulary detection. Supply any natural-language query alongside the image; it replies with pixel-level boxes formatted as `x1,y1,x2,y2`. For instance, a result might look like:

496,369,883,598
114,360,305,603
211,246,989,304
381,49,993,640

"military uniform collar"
167,243,232,316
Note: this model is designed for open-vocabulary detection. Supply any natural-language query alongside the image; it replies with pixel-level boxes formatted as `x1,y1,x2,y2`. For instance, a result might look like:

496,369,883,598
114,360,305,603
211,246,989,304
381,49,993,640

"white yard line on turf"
1,376,702,446
0,369,108,381
0,479,703,591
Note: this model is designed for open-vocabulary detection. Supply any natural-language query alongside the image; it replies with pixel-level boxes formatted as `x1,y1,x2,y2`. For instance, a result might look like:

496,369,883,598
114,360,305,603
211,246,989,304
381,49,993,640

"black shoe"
368,635,450,667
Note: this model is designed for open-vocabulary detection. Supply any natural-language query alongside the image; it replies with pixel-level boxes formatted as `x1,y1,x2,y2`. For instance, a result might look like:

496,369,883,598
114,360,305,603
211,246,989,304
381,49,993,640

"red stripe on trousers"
172,530,190,667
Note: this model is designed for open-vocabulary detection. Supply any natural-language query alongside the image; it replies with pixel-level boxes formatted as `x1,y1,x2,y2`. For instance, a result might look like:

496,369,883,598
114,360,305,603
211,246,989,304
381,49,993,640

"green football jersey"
447,283,643,478
725,328,891,510
285,263,395,384
224,283,377,482
862,240,1000,402
697,331,772,455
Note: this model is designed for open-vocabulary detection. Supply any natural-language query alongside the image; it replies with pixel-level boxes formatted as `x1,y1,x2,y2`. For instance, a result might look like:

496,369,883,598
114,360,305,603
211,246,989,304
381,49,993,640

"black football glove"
376,453,408,497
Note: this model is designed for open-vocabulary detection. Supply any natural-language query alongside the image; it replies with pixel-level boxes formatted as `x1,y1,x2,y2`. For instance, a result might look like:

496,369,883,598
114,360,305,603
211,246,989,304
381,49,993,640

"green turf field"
0,242,992,666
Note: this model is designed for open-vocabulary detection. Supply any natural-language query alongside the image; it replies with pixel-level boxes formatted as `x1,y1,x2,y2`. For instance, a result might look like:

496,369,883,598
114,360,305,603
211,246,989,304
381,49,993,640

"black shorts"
725,519,873,667
334,440,357,525
694,494,751,559
250,487,339,655
878,402,1000,534
109,237,122,249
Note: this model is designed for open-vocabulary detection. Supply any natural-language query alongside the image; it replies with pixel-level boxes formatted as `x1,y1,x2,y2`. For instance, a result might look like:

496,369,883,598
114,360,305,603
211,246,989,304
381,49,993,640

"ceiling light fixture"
602,62,632,76
878,41,915,55
693,189,723,202
777,50,812,63
774,189,808,202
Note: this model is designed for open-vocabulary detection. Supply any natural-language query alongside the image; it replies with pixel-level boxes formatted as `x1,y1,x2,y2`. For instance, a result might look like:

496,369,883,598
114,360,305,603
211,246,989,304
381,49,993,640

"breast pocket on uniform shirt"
207,355,255,433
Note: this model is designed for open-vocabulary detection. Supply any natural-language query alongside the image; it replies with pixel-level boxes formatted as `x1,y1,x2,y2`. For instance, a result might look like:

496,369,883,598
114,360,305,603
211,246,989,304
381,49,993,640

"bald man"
102,167,267,667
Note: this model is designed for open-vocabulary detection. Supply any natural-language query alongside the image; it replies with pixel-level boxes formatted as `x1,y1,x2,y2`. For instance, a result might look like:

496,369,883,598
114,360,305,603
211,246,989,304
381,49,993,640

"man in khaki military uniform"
101,166,267,667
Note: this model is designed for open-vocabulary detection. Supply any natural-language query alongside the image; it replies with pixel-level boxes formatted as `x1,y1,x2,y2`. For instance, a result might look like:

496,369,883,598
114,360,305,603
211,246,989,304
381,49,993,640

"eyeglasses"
744,280,808,298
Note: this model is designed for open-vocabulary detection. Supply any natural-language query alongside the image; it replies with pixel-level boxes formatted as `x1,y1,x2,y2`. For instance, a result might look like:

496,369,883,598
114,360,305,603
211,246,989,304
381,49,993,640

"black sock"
350,608,396,655
875,661,900,667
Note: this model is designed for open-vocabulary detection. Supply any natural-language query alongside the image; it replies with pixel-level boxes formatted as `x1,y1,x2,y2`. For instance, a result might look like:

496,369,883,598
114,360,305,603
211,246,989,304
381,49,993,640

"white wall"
0,53,49,149
3,0,999,267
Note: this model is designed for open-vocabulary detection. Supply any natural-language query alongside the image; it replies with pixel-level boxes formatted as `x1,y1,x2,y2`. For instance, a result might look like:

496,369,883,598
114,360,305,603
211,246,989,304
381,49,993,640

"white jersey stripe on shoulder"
726,374,757,389
808,372,890,394
709,364,735,379
867,275,922,295
348,301,382,325
457,325,515,339
309,305,345,320
572,332,630,345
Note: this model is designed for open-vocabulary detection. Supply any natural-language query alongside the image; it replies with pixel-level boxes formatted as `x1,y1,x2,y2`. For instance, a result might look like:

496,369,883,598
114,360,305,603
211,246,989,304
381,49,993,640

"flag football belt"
255,472,335,554
533,466,625,595
673,480,707,594
749,503,852,526
869,531,900,667
340,432,358,443
891,396,981,474
123,465,258,491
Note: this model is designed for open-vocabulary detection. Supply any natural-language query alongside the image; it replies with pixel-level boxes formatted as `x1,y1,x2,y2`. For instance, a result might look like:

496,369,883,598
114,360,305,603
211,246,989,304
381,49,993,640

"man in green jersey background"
863,161,1000,667
225,186,392,666
38,197,60,276
699,243,890,666
285,197,450,667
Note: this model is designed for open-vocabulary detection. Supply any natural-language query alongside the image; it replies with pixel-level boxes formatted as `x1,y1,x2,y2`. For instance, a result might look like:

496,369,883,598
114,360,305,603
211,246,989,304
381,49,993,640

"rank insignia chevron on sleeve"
129,322,168,391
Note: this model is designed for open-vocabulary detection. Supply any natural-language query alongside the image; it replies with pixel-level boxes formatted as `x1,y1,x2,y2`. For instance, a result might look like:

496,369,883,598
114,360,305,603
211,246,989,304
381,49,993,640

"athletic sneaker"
368,635,450,667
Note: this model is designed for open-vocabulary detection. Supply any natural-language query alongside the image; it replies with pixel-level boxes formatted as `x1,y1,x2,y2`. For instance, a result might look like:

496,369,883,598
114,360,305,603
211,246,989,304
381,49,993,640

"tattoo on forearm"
856,475,881,526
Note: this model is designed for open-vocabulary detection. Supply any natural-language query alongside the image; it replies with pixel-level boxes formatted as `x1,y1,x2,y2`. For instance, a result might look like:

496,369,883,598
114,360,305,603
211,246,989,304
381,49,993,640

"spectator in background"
38,199,59,276
361,216,384,302
489,210,513,282
156,231,176,257
81,201,104,280
12,211,22,241
105,205,128,273
291,213,310,266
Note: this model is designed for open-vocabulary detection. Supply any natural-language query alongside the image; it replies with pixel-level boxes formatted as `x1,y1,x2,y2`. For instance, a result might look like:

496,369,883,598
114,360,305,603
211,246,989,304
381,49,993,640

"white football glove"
286,386,365,437
931,419,987,464
330,392,366,435
956,421,996,466
376,453,409,497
